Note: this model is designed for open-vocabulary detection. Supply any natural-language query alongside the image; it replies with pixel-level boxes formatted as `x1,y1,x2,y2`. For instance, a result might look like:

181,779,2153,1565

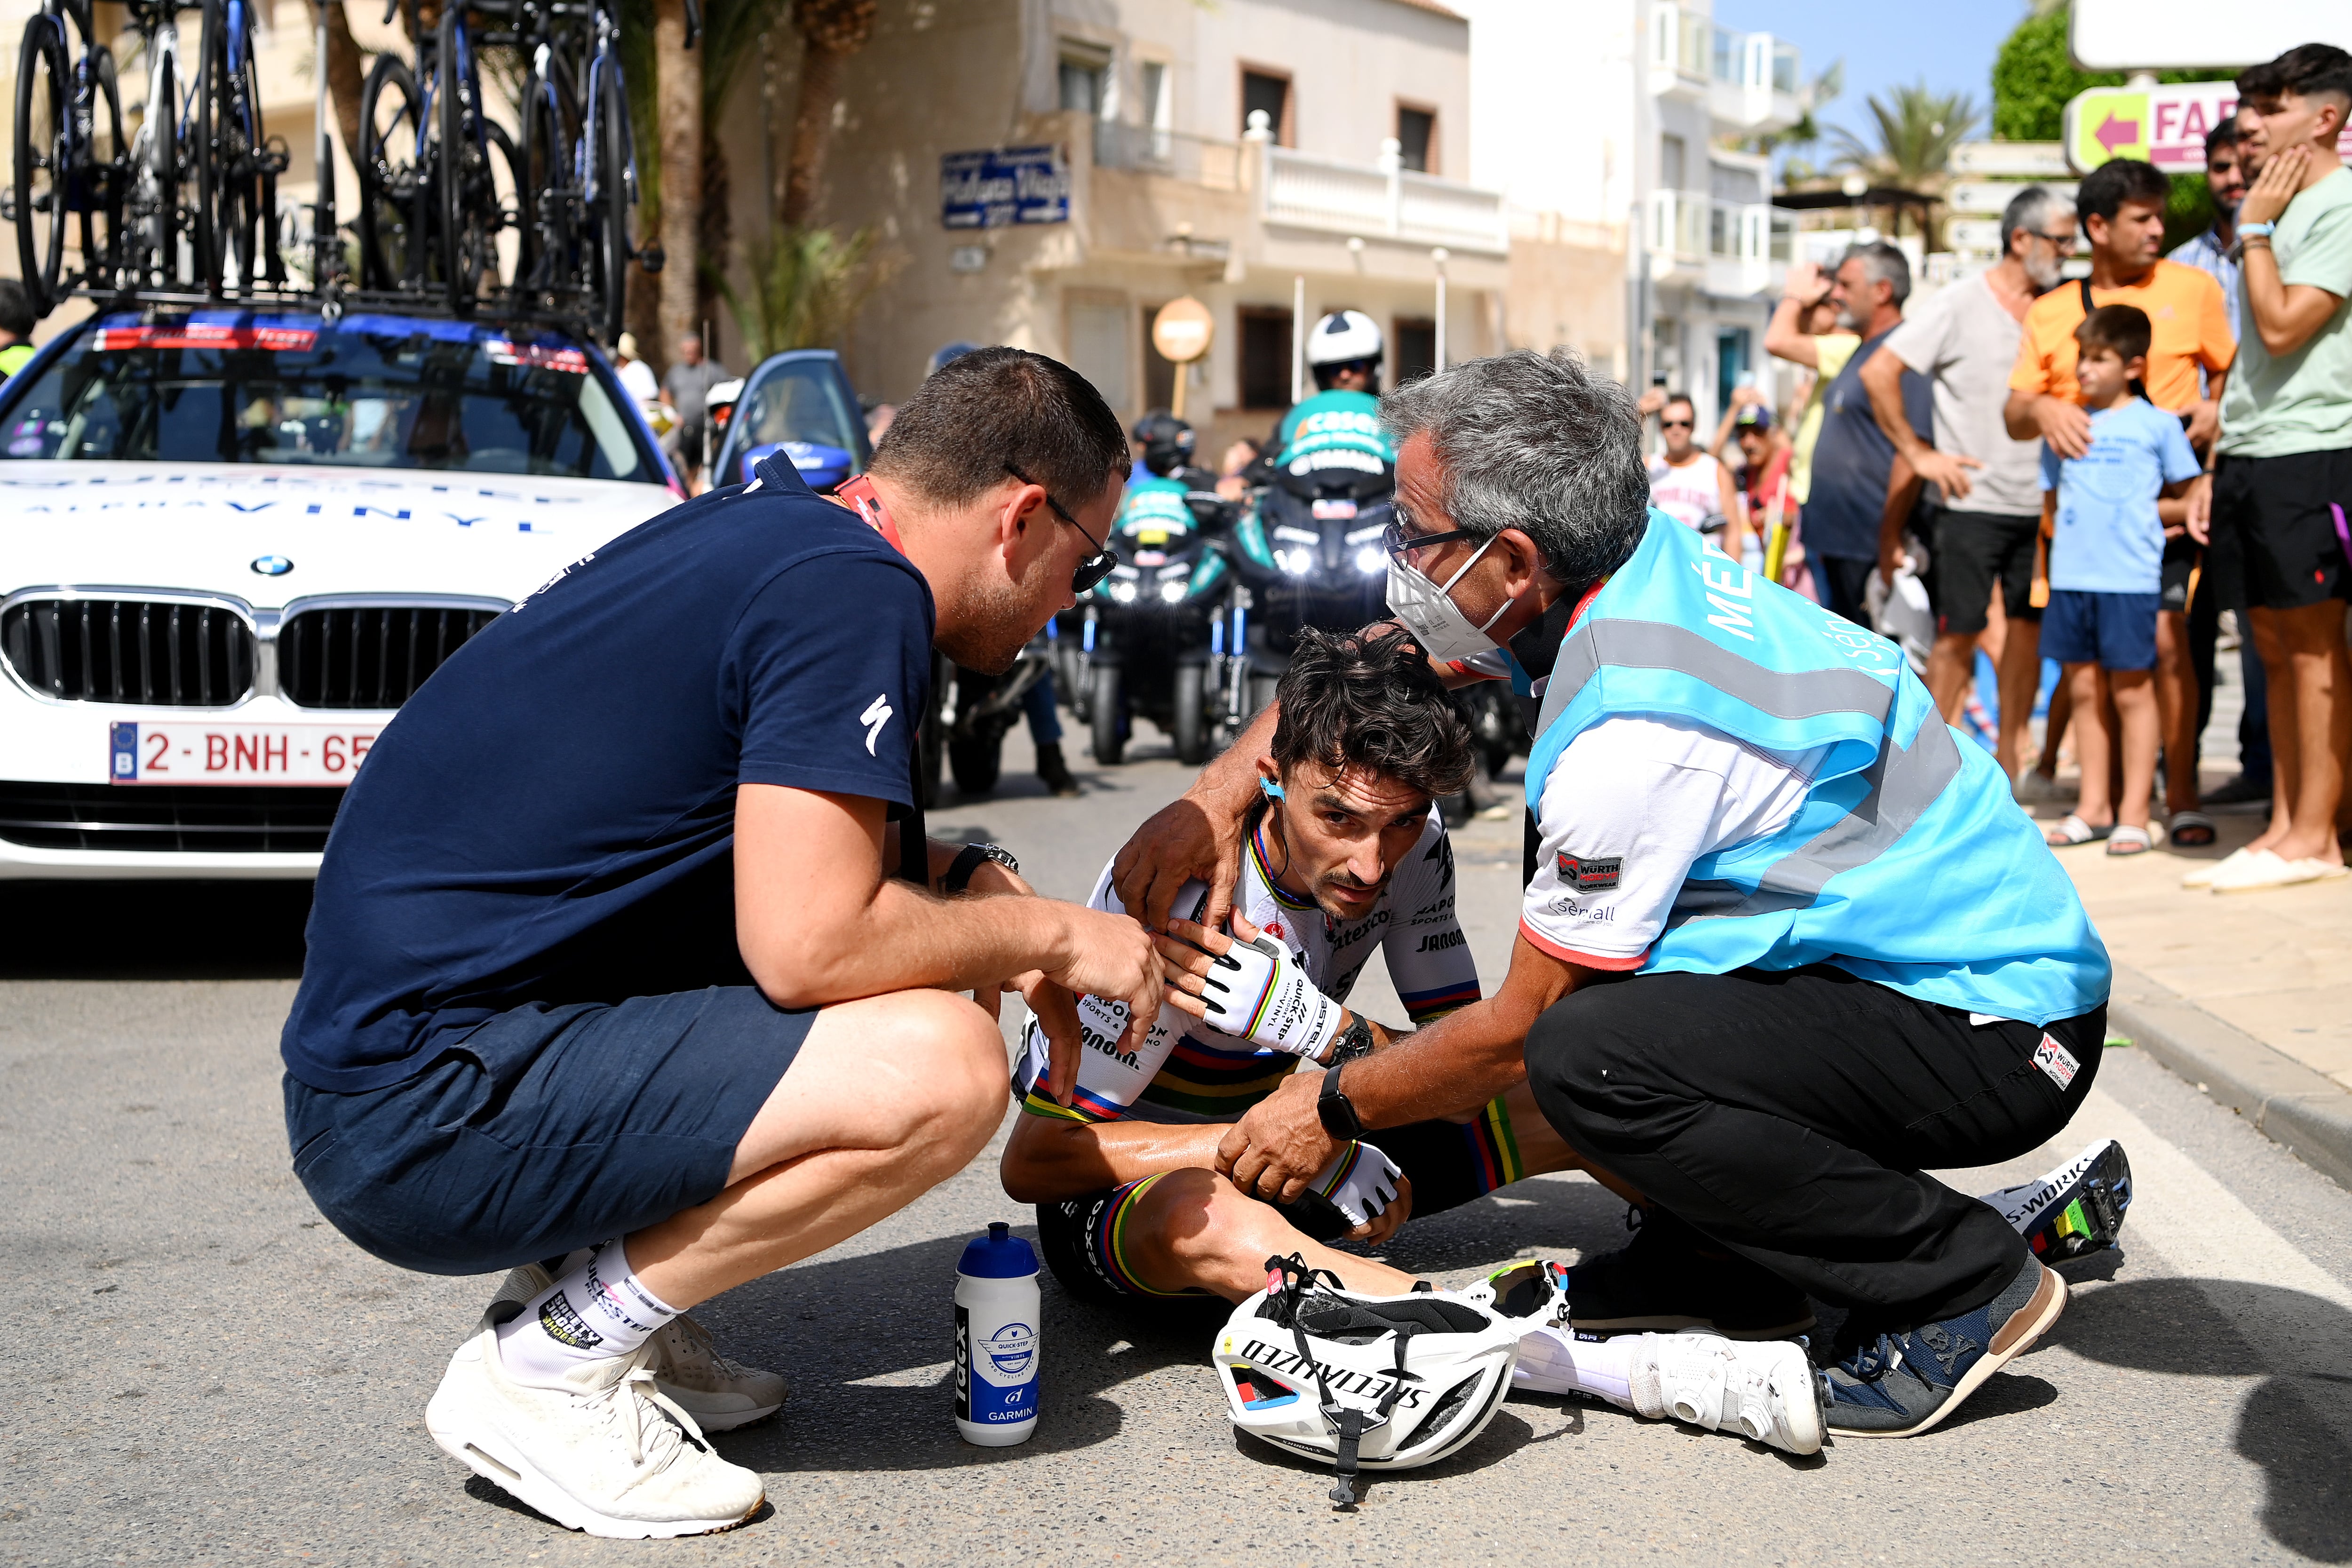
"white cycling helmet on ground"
1307,310,1383,369
1213,1255,1521,1507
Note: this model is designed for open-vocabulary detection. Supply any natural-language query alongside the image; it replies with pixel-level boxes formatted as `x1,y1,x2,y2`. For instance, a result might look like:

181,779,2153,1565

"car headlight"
1354,547,1383,575
1111,581,1139,603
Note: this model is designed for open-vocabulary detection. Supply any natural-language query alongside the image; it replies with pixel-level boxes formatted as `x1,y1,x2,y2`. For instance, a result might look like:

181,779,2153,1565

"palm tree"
780,0,877,227
654,0,700,361
1828,81,1982,240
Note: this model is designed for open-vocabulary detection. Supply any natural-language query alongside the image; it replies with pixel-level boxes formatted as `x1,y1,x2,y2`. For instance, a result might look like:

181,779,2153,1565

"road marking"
2067,1087,2352,1313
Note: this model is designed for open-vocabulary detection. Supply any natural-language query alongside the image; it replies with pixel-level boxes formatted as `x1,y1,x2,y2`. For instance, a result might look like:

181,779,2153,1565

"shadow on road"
0,880,311,979
2058,1277,2352,1563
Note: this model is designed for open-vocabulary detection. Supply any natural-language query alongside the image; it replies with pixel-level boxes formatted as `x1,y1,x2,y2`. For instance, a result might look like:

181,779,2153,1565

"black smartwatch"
943,842,1019,894
1317,1062,1366,1140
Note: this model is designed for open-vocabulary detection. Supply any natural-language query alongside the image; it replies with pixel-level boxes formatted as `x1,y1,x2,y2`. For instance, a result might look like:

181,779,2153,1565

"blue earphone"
1259,776,1286,800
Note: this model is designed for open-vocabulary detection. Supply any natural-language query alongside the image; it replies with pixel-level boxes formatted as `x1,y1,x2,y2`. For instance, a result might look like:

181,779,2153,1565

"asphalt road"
6,721,2352,1567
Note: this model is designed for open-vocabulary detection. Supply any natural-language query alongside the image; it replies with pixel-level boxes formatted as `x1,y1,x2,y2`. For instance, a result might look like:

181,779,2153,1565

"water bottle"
954,1221,1041,1447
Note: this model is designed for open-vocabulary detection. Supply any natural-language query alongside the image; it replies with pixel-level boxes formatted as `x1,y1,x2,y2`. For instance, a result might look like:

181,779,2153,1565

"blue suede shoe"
1823,1260,2067,1437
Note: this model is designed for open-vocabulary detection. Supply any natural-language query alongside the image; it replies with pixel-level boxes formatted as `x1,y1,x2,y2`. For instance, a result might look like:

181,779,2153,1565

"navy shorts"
285,987,816,1275
2041,589,2159,672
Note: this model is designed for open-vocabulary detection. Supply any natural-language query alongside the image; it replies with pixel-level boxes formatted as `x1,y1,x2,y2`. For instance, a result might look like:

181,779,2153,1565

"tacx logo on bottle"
860,694,894,755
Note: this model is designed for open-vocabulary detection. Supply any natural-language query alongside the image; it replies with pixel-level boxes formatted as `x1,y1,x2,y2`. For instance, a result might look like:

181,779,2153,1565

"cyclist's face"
1262,760,1433,922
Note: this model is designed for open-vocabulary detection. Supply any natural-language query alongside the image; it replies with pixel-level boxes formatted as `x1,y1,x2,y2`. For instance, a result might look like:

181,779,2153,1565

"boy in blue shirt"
2039,304,2205,854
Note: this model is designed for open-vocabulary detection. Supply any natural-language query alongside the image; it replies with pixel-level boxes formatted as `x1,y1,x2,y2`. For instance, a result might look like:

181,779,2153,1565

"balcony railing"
1650,189,1796,273
1093,121,1245,191
1250,116,1508,253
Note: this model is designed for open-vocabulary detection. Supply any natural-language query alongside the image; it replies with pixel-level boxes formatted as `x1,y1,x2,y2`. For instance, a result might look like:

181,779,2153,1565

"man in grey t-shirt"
660,334,731,486
1861,187,2076,786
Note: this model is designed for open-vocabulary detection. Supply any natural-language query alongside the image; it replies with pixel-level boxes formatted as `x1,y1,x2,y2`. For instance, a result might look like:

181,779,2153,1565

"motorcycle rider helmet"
1130,409,1196,478
1307,310,1384,391
1213,1255,1520,1507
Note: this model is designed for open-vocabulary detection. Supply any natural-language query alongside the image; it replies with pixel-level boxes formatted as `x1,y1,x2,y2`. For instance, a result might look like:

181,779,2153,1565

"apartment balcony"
1648,190,1795,297
1648,4,1803,133
1068,110,1507,288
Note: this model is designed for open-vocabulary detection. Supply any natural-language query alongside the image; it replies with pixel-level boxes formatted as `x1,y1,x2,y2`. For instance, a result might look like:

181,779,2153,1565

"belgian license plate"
108,721,378,786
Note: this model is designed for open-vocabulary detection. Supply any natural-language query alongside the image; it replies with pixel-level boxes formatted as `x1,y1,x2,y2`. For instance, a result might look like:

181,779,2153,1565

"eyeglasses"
1004,463,1117,593
1660,417,1695,429
1383,512,1480,563
2026,229,2080,251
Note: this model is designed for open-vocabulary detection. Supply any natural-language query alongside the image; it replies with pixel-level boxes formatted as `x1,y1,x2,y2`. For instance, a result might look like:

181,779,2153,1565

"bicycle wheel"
354,53,421,291
130,35,176,287
14,20,68,313
80,43,123,291
191,0,248,288
585,59,629,344
515,61,578,299
434,5,487,311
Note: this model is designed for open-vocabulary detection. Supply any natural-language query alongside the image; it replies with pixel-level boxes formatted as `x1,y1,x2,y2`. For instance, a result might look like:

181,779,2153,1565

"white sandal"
2183,846,2257,889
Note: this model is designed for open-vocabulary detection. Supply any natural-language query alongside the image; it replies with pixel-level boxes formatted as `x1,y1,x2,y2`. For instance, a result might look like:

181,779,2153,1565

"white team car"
0,307,680,879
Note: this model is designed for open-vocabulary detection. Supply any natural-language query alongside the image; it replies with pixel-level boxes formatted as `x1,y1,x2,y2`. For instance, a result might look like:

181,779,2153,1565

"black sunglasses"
1660,417,1695,429
1383,513,1480,563
1004,463,1117,593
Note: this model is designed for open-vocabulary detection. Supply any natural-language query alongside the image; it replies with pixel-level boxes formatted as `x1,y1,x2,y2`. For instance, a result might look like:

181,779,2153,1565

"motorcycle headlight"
1160,579,1187,603
1278,548,1313,577
1111,581,1139,603
1355,547,1383,575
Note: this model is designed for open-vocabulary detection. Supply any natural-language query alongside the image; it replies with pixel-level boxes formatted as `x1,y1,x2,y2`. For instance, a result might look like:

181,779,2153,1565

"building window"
1242,69,1291,145
1716,328,1751,423
1393,317,1436,385
1239,307,1294,409
1395,106,1435,175
1660,133,1687,193
1142,303,1176,413
1060,46,1110,117
1139,60,1171,156
1067,300,1132,416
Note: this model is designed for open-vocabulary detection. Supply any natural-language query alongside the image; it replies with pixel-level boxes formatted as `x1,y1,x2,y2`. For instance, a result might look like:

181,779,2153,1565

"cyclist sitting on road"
999,624,1827,1452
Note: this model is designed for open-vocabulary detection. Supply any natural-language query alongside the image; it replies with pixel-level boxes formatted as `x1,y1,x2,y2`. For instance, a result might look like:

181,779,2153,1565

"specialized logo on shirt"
537,1290,603,1350
1557,853,1622,891
2033,1033,2081,1090
1263,921,1284,941
860,693,894,755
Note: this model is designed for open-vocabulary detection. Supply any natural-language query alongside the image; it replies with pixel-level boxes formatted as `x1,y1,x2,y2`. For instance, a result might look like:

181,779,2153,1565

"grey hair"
1841,239,1912,310
1999,184,2074,257
1379,348,1651,596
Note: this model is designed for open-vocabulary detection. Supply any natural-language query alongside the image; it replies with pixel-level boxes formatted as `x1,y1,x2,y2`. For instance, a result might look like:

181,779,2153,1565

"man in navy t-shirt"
280,348,1162,1537
1802,240,1933,624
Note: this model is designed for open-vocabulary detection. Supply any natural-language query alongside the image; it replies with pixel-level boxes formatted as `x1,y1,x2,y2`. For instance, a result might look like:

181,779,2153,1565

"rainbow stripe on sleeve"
1399,979,1482,1023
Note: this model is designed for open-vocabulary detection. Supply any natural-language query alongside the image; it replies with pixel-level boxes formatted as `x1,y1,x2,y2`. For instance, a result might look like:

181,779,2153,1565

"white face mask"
1385,535,1515,661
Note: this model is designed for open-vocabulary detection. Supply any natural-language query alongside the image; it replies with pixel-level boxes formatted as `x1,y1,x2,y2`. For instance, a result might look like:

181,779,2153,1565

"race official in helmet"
1110,348,2113,1445
1130,409,1221,493
1240,310,1388,487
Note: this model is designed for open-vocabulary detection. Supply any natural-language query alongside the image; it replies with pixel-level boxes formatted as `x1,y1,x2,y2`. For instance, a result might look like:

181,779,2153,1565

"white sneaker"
1630,1330,1824,1456
488,1260,786,1432
427,1321,764,1538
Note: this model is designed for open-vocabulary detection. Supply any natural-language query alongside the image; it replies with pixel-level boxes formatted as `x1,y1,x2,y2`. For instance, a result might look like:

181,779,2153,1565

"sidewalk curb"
2108,963,2352,1195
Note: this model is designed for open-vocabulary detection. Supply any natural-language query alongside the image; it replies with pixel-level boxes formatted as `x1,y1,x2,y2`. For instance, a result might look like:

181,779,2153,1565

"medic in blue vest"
1112,348,2114,1445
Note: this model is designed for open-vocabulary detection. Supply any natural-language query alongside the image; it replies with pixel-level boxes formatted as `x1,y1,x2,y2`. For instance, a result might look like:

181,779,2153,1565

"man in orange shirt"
2008,158,2234,839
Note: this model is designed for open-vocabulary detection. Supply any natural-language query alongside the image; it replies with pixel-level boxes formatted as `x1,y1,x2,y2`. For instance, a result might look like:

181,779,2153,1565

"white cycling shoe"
426,1320,765,1539
1518,1325,1826,1457
490,1258,787,1432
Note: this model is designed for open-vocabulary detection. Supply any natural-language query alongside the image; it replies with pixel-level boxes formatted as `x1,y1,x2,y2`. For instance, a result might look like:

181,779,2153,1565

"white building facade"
1456,0,1802,433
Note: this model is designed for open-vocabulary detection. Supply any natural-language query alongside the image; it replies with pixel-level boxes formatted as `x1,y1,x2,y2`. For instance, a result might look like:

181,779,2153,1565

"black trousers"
1524,964,2105,1328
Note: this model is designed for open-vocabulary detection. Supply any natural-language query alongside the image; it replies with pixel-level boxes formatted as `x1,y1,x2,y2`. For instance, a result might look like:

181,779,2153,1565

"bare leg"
2152,610,2199,813
2247,608,2299,856
1123,1167,1422,1301
2110,668,2159,834
2038,675,2073,783
2058,663,2114,832
1925,631,1976,726
1997,612,2042,784
627,989,1008,1309
2251,601,2351,864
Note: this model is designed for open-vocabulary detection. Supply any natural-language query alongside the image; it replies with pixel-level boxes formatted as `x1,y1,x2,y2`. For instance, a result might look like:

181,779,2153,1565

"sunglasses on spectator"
2026,229,2079,250
1004,463,1117,592
1660,417,1695,429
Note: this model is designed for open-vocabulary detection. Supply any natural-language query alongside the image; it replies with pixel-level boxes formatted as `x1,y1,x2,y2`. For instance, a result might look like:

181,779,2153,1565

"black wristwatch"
1326,1015,1375,1065
1318,1062,1366,1140
944,842,1019,894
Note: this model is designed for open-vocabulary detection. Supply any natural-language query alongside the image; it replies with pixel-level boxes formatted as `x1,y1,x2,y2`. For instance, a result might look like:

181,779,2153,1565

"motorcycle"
1216,459,1396,734
1076,480,1235,766
920,636,1056,804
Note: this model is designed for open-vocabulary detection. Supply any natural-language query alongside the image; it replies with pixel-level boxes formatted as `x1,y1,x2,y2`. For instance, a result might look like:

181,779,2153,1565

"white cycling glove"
1196,931,1345,1061
1306,1139,1404,1230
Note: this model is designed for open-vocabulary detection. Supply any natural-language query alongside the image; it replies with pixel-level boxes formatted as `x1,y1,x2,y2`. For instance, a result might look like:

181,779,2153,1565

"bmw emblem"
250,554,294,577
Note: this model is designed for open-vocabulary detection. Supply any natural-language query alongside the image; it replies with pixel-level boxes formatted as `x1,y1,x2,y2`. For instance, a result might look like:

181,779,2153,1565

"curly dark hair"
1269,625,1476,800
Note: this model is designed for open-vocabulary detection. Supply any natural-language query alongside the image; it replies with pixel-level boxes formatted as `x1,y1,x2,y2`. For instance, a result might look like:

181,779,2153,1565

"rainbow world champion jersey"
1014,814,1480,1125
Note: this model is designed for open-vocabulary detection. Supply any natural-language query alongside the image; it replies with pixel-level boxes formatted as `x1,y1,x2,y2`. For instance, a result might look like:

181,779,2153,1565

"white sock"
1512,1323,1639,1410
494,1240,679,1384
